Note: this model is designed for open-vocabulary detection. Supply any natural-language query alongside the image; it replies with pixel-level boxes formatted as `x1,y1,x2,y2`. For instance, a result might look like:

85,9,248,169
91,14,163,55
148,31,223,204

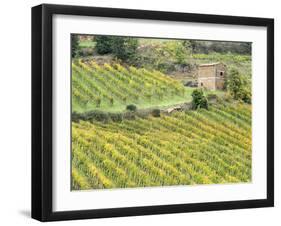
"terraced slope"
71,103,252,190
72,60,192,112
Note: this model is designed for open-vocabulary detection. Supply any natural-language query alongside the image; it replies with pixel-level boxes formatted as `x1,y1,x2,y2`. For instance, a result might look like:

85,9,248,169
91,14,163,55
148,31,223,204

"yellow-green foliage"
72,103,252,190
72,60,187,111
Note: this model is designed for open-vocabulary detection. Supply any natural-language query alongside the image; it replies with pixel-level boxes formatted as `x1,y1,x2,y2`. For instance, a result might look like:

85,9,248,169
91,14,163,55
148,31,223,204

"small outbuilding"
197,62,226,90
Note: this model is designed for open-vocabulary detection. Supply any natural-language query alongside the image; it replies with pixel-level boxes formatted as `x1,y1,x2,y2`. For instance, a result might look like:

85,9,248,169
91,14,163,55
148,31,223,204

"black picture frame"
32,3,274,222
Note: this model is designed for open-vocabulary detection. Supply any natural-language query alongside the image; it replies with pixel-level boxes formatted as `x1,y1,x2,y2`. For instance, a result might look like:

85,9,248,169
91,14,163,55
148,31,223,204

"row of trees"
72,35,251,61
187,40,251,55
95,36,138,63
72,35,138,63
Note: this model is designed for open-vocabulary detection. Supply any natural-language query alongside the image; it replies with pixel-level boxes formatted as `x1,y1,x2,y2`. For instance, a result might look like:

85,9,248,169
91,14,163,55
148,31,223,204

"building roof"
199,62,222,67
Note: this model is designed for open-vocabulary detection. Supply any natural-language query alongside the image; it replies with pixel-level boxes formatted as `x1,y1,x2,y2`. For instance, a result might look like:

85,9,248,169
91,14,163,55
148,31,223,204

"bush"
123,111,136,120
186,40,251,55
151,109,161,117
227,68,243,100
108,113,123,122
71,111,81,122
71,35,79,58
136,109,150,118
95,36,113,54
240,88,251,104
164,41,189,65
72,111,125,123
77,48,94,57
227,68,251,103
191,89,208,110
111,37,138,63
126,104,137,112
84,111,110,122
223,92,233,103
95,36,138,63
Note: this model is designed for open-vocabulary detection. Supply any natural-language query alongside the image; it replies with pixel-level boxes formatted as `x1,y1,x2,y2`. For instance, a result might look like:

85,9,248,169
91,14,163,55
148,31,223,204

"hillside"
72,60,194,113
72,103,252,190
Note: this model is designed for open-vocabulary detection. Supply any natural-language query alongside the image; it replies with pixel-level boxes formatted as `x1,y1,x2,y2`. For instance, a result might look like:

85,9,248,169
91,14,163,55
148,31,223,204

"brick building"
197,62,226,90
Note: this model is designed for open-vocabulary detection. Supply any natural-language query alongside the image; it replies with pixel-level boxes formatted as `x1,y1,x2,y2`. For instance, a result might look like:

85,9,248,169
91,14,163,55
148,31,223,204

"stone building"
197,62,226,90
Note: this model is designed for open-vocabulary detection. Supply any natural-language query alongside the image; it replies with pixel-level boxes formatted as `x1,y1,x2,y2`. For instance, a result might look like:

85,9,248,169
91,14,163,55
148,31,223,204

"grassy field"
72,103,252,190
78,40,96,48
72,60,196,113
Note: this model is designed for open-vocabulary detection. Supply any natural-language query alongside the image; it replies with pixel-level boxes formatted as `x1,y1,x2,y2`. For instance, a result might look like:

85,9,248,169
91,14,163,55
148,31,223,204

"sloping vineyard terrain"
72,103,252,190
72,60,193,112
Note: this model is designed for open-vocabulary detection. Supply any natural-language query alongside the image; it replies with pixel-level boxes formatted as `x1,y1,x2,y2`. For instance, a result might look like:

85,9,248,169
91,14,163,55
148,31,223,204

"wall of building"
215,64,226,89
198,65,216,78
198,65,216,90
198,64,226,90
198,77,216,90
215,64,225,76
215,78,225,90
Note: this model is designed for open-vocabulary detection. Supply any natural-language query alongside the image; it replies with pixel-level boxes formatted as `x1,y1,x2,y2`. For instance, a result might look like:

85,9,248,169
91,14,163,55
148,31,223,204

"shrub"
111,37,138,63
77,47,94,57
72,111,125,123
163,40,189,65
227,68,251,104
136,109,150,118
151,109,161,117
123,111,136,120
240,87,251,104
191,89,208,110
185,40,251,55
71,35,79,58
83,111,110,122
126,104,137,112
95,36,113,54
108,113,123,122
227,68,243,100
71,111,80,122
223,92,233,103
95,36,138,63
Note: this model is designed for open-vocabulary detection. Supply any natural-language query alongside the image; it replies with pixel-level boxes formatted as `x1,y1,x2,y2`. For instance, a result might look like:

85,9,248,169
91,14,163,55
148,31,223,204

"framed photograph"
32,4,274,221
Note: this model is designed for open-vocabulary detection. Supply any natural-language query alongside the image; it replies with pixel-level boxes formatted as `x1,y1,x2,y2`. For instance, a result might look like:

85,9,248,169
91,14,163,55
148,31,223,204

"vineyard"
72,103,252,190
72,60,192,112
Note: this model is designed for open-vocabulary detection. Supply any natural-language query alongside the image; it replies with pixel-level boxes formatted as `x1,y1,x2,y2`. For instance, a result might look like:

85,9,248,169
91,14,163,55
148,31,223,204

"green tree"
111,37,138,63
71,35,79,58
163,41,188,65
191,89,208,110
227,68,242,99
227,68,251,103
174,41,188,64
95,36,113,54
95,36,138,63
185,40,196,53
238,43,252,54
